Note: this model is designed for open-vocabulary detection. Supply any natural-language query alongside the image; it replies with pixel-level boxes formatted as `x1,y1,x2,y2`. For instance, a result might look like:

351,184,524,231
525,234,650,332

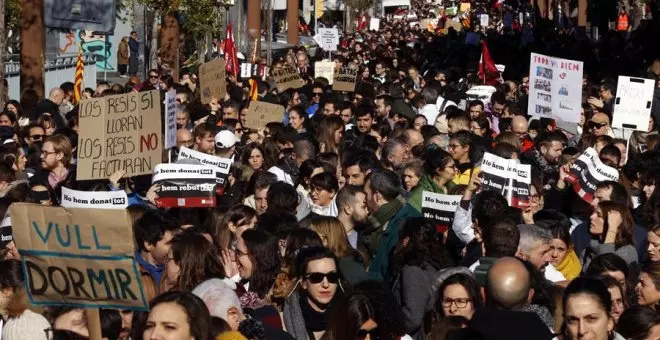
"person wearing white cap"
214,130,239,159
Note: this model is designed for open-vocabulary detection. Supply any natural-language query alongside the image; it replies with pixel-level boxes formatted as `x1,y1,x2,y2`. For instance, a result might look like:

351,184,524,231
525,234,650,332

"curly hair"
242,229,281,298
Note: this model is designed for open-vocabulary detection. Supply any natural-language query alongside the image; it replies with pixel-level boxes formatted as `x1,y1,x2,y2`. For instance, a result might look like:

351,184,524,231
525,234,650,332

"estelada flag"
478,40,500,85
73,44,84,104
225,22,239,78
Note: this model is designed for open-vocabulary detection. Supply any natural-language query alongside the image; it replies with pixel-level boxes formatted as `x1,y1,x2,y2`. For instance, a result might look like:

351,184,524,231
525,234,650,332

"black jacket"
29,166,78,205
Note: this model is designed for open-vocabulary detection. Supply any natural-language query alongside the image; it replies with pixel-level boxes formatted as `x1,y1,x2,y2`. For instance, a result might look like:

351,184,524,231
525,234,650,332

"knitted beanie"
2,309,51,340
216,331,247,340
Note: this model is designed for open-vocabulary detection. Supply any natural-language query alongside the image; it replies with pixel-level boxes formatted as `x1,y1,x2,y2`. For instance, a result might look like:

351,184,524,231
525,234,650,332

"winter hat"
2,309,51,340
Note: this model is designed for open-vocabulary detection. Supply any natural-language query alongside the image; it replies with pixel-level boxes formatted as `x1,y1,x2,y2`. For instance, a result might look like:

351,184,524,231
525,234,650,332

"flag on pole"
478,40,499,85
225,23,239,78
73,44,84,104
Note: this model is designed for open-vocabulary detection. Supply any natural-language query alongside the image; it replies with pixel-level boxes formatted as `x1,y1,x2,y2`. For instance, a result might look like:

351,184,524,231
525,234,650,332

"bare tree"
0,0,6,106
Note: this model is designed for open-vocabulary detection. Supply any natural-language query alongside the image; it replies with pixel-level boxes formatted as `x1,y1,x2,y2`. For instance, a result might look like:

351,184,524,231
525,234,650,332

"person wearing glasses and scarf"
283,247,345,340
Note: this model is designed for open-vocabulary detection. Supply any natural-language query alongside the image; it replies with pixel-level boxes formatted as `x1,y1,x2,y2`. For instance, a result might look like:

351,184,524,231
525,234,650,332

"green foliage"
6,0,21,32
179,0,223,40
343,0,374,13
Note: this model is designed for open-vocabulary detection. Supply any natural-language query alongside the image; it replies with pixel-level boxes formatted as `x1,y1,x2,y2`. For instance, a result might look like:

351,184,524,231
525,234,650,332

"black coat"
28,166,78,205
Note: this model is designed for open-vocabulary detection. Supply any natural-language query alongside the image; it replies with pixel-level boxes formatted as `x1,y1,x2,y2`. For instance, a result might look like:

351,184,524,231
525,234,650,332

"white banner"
528,53,583,123
177,147,232,194
612,76,655,131
421,192,461,228
480,152,532,208
61,187,128,209
566,147,619,203
165,90,177,150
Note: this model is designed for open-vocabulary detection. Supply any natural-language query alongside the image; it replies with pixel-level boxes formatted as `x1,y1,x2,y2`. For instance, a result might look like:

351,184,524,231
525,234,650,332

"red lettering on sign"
140,133,159,152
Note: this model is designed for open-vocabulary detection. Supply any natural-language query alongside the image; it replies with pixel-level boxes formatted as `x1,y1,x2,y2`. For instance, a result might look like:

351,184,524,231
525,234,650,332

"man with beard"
336,186,370,256
381,138,409,172
520,131,566,186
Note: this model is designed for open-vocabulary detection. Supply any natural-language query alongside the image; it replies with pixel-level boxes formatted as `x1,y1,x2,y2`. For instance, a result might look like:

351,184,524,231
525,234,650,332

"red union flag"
225,23,239,78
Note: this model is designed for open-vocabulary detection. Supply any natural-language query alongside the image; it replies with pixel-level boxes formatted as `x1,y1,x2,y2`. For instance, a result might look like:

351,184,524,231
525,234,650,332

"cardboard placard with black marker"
611,76,655,131
152,163,217,207
332,67,358,92
565,147,619,203
421,191,461,232
177,147,232,195
273,66,304,92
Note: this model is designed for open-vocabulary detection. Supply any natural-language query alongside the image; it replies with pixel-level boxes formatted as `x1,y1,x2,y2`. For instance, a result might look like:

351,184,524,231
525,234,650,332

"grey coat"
391,264,440,340
581,239,638,271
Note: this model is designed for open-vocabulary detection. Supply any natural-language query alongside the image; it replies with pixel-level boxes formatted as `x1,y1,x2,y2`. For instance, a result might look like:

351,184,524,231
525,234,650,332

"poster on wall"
527,53,583,123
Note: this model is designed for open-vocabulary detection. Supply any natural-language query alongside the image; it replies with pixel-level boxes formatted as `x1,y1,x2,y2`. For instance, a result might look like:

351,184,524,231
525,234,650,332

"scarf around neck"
555,249,581,280
299,291,333,333
367,195,405,231
531,149,558,175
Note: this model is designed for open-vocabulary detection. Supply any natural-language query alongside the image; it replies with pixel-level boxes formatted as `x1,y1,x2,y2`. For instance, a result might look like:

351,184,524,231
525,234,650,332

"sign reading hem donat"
77,90,163,180
10,203,148,309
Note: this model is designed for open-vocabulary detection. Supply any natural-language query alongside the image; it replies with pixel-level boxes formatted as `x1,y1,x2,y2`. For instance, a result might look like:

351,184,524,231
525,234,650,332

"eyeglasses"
442,298,470,308
30,134,43,140
305,271,340,284
41,150,57,156
357,328,379,340
449,144,463,149
312,92,323,97
588,121,608,130
149,74,159,79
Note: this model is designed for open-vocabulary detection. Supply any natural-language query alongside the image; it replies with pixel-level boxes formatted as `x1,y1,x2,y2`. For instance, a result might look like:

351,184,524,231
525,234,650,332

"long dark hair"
171,231,225,292
433,273,483,318
210,204,256,250
242,229,281,298
392,217,453,272
147,291,211,340
323,293,376,340
597,201,635,249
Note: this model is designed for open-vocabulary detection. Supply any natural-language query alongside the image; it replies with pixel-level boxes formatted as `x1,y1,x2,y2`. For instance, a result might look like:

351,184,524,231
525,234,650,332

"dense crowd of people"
1,1,660,339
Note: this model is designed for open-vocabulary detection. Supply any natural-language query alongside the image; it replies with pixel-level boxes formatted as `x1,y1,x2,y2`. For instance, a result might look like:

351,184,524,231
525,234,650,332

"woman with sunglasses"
323,293,382,340
284,246,344,340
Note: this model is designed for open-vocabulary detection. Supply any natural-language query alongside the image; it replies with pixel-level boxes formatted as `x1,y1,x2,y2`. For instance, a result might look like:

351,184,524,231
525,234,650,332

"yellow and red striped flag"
73,44,84,104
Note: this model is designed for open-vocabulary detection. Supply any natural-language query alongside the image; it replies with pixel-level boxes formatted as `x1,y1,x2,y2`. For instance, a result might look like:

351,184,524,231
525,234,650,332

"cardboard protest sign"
528,53,583,123
612,76,655,131
420,18,436,32
315,61,335,84
177,147,232,195
333,67,358,92
77,90,162,180
199,58,227,104
565,148,619,203
273,66,304,92
164,89,177,150
245,101,285,130
480,152,532,208
421,192,461,232
61,187,128,209
459,2,471,12
10,203,147,309
152,163,217,207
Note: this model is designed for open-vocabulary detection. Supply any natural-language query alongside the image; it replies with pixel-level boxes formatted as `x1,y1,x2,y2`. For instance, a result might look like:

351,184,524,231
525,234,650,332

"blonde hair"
44,134,73,167
309,216,352,258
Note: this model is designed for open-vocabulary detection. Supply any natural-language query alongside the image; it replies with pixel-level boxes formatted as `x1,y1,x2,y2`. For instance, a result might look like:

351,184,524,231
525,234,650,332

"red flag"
225,22,239,78
478,40,500,85
73,44,84,104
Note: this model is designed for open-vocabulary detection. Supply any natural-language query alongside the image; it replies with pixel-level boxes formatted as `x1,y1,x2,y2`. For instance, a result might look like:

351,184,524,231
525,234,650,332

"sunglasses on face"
305,271,339,284
30,134,43,140
588,121,608,129
357,328,379,340
149,75,159,79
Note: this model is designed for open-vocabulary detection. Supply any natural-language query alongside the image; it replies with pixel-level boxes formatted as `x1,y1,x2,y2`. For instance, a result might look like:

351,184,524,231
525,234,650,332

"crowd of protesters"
2,0,660,339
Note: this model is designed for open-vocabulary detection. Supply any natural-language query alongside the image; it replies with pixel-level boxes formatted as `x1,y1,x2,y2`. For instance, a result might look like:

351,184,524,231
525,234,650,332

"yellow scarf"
556,249,582,280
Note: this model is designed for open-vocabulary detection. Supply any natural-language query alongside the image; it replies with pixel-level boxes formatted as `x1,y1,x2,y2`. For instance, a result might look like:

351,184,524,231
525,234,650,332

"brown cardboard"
273,66,304,92
76,90,163,181
245,101,285,129
199,58,228,104
332,67,358,92
10,203,147,309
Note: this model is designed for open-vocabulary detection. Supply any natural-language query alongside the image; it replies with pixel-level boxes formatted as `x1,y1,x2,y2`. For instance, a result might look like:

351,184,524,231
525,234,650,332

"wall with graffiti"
58,14,132,72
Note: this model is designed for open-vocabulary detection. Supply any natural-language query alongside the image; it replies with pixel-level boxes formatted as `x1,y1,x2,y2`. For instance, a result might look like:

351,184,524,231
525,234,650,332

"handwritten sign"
165,89,177,150
273,66,304,92
528,53,583,123
152,163,217,207
314,28,339,51
77,90,162,180
61,187,128,209
612,76,655,131
10,203,147,309
421,192,461,231
177,147,232,195
566,148,619,203
332,67,358,92
315,61,335,84
199,58,227,104
245,101,285,129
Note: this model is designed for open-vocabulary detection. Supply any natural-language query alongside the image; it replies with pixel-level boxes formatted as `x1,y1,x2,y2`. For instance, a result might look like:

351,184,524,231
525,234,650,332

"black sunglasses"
357,328,379,340
305,271,339,284
587,121,608,129
30,134,43,140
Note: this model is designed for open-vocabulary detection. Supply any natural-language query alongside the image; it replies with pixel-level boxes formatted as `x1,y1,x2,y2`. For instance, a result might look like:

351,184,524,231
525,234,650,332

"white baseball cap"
215,130,238,149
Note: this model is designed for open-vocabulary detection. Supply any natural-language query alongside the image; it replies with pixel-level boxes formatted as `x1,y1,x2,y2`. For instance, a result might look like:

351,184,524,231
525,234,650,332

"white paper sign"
480,14,489,27
527,53,584,123
421,192,461,226
465,85,497,104
316,28,339,51
241,63,253,79
165,90,177,150
480,152,532,208
612,76,655,131
370,18,380,31
314,61,335,84
61,187,128,209
566,148,620,203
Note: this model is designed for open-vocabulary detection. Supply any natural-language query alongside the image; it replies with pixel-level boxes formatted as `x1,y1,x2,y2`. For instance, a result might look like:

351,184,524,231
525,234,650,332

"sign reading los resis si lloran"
77,90,163,180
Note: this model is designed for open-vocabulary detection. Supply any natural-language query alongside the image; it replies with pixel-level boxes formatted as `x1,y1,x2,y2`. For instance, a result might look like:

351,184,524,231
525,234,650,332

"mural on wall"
60,30,114,71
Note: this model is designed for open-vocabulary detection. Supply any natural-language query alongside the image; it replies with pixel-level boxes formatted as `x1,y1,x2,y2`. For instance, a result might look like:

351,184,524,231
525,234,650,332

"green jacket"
407,174,450,213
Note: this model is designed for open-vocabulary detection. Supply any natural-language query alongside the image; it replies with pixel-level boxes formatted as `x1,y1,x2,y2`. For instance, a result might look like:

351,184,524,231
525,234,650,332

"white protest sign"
528,53,583,123
315,61,335,84
61,187,128,209
240,63,253,79
370,18,380,31
465,85,497,105
316,28,339,51
421,192,461,229
164,90,177,150
480,14,489,27
152,163,217,208
177,147,231,194
612,76,655,131
480,152,532,208
566,147,619,204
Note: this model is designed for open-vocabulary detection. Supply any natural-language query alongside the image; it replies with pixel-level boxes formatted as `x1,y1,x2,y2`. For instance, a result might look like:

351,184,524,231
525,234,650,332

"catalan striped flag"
73,44,84,104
